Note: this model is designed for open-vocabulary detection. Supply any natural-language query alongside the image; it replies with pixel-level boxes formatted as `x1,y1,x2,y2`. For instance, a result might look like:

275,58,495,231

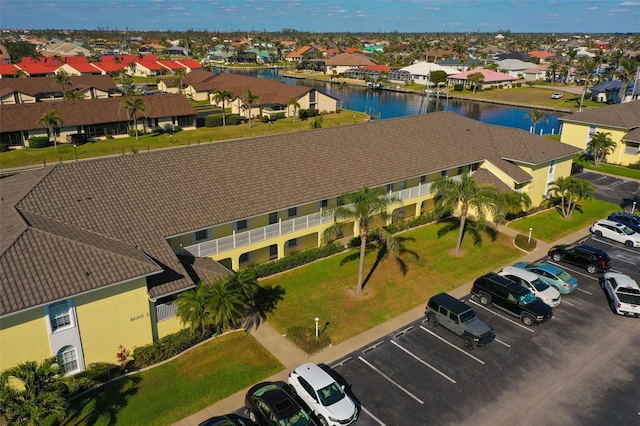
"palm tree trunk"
455,214,466,253
356,234,367,293
222,100,226,126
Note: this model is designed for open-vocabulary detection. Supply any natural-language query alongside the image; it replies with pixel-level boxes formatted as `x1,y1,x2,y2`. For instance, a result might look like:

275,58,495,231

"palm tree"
242,89,260,128
586,131,616,165
36,110,63,150
323,186,401,294
174,69,186,94
526,109,548,134
53,70,71,94
0,358,67,425
212,89,235,126
206,278,245,330
616,57,636,103
432,173,503,253
63,89,84,101
176,282,214,334
287,96,301,123
500,191,533,220
576,57,595,112
119,98,147,141
547,60,560,83
547,176,594,219
336,82,350,108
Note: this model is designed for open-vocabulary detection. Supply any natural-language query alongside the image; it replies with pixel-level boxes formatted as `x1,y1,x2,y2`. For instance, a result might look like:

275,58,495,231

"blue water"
218,67,562,135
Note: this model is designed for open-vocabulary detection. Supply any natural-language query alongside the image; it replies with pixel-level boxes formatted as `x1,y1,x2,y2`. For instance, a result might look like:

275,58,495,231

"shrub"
28,136,51,148
173,125,182,132
226,114,241,125
629,162,640,170
76,362,113,384
276,112,286,120
106,134,114,140
298,109,310,120
248,242,344,278
514,233,537,251
0,143,10,152
132,325,219,368
262,115,271,123
286,326,330,354
453,84,464,91
205,114,224,127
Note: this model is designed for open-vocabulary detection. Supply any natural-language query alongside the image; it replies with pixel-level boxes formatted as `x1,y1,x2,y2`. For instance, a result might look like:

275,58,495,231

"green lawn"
61,332,282,426
574,156,640,180
262,221,523,344
0,110,370,169
506,199,619,242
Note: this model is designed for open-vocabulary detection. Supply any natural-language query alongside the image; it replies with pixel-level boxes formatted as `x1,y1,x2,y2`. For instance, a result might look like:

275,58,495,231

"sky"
1,0,639,34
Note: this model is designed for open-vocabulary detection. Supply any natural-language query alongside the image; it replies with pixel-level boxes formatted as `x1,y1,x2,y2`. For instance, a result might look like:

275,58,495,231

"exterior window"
239,253,250,263
58,346,78,373
194,229,208,241
236,219,248,231
420,175,427,184
457,166,464,175
321,199,328,208
588,125,597,135
287,238,298,248
268,212,278,224
269,244,278,260
549,160,555,174
470,162,479,171
287,207,298,218
441,170,448,177
386,183,394,192
49,301,71,332
625,143,638,155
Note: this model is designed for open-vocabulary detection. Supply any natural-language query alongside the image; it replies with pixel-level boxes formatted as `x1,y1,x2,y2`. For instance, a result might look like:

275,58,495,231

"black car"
608,212,640,233
244,382,315,426
471,272,553,326
548,244,612,274
199,415,247,426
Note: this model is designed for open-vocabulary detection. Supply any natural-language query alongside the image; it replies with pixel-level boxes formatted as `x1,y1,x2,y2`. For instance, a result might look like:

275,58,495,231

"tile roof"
558,100,640,129
448,69,518,82
0,94,196,132
0,64,20,76
158,60,186,70
17,63,54,76
176,59,202,69
321,53,374,66
1,112,579,315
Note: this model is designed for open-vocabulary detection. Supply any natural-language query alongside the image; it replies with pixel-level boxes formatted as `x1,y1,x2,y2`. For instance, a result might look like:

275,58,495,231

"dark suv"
471,273,553,326
425,293,495,350
548,244,612,274
608,212,640,233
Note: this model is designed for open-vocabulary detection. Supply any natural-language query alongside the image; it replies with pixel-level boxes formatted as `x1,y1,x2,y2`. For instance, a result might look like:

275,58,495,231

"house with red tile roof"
57,62,104,76
285,46,325,62
527,51,556,63
319,52,375,75
175,59,202,72
0,64,22,78
158,60,186,73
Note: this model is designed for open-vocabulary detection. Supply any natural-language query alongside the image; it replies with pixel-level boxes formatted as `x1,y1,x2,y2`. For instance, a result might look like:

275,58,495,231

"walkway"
173,224,593,426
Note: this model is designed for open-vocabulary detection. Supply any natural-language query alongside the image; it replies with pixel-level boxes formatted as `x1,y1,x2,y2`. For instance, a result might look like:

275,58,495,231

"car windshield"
621,226,635,236
280,408,312,426
317,382,346,407
519,292,536,305
532,279,549,292
460,310,477,323
556,270,573,282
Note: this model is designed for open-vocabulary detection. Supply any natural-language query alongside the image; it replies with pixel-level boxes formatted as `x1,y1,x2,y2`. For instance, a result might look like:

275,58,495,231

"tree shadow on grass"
436,217,498,248
244,285,286,331
62,375,142,425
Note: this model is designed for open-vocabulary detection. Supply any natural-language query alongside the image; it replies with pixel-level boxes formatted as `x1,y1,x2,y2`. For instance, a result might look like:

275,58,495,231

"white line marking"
419,326,486,364
361,406,387,426
495,338,511,348
390,340,457,383
560,299,576,307
358,356,424,404
468,299,535,333
577,287,592,295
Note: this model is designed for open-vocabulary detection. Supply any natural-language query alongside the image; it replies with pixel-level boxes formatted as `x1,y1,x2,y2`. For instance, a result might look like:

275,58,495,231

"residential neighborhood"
0,23,639,426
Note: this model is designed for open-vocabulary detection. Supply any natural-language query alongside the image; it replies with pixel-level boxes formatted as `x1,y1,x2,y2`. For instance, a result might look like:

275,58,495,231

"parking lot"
319,234,639,426
574,170,640,210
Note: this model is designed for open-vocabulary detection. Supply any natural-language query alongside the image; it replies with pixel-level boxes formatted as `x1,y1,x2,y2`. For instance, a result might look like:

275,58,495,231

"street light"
74,144,78,162
315,317,319,338
528,228,533,243
632,202,637,214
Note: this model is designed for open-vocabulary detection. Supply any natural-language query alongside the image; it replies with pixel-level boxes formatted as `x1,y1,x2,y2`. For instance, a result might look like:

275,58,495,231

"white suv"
600,272,640,317
499,266,561,307
288,362,358,426
590,219,640,247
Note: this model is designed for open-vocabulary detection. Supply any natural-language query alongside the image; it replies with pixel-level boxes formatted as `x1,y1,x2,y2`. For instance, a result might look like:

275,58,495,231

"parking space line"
560,299,576,307
358,356,424,404
495,338,511,348
468,300,535,333
577,288,593,295
360,406,387,426
419,326,486,364
390,340,457,383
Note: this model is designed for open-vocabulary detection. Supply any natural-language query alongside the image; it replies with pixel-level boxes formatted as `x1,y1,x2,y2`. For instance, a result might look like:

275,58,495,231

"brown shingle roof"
321,52,374,66
1,112,579,315
0,75,117,97
559,100,640,129
0,94,196,132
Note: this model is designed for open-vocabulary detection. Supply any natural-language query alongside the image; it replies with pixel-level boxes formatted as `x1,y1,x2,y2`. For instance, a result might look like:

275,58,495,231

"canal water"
218,67,563,135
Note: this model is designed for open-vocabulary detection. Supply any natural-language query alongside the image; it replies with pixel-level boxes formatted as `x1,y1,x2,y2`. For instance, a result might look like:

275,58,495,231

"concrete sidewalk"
173,224,592,426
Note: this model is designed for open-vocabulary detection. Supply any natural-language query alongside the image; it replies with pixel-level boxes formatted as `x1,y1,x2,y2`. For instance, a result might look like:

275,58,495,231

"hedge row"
205,114,243,127
132,325,219,368
248,242,345,279
28,136,51,148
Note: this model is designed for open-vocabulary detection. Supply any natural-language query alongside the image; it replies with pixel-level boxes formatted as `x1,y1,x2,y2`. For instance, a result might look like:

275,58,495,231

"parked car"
498,266,561,307
471,272,553,326
512,261,578,294
244,382,315,426
590,219,640,247
288,363,358,426
199,415,247,426
607,212,640,234
425,293,495,350
548,244,612,274
551,92,563,99
599,272,640,318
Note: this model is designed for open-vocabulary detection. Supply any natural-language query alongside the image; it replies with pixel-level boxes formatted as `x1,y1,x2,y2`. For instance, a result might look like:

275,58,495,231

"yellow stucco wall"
561,122,637,166
74,278,153,365
156,316,184,339
0,309,52,371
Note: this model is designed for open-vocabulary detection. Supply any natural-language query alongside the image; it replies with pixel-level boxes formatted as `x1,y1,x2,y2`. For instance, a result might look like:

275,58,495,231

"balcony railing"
156,301,177,322
182,179,442,258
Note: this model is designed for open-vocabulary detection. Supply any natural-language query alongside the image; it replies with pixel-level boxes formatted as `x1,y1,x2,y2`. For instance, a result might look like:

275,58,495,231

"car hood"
326,395,357,421
465,318,494,336
540,286,560,300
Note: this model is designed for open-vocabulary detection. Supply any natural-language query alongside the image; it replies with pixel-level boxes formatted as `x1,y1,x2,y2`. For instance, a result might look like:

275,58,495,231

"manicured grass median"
506,199,619,243
262,222,523,344
61,332,282,426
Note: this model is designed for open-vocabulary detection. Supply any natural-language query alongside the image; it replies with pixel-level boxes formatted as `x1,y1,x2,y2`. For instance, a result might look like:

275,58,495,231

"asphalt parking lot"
574,170,640,210
318,234,639,426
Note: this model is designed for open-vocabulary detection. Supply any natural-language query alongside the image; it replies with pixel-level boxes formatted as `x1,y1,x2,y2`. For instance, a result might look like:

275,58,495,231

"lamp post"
528,228,533,243
632,202,637,215
315,317,319,339
73,144,78,162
